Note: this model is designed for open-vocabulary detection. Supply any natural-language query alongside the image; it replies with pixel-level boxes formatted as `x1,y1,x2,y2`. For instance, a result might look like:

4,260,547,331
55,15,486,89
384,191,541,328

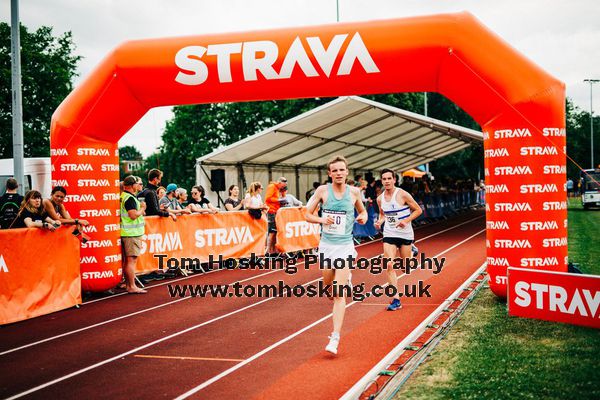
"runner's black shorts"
382,237,414,247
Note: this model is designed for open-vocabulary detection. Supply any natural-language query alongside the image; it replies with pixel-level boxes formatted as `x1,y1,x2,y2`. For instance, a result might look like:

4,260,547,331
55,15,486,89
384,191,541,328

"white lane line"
3,272,325,400
83,268,221,304
0,269,280,356
134,355,245,362
416,215,483,243
174,229,486,399
174,300,356,400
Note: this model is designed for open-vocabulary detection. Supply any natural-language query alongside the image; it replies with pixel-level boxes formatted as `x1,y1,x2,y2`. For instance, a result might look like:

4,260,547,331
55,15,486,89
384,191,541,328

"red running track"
0,211,486,399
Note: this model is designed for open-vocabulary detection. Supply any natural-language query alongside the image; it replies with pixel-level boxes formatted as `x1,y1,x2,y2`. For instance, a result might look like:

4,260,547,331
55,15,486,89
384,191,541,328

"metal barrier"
352,190,481,238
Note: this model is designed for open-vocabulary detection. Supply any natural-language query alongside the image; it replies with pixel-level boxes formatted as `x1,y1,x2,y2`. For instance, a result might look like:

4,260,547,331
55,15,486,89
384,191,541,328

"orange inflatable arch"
50,12,566,296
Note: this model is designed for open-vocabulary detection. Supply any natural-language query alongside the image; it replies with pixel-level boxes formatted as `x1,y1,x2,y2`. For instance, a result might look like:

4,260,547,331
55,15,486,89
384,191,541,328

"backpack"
0,194,23,229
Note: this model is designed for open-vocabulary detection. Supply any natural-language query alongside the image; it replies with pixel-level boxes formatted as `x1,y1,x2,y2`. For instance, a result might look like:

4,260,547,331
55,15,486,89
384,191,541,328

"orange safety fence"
135,211,267,274
275,207,320,253
0,227,81,325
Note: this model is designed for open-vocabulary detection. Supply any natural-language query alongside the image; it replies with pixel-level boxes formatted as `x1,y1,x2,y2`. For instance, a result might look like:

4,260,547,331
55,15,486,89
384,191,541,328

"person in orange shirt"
265,177,287,256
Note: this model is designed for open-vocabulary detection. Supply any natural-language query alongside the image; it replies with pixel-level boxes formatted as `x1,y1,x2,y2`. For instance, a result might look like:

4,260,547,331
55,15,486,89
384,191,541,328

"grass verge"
394,198,600,400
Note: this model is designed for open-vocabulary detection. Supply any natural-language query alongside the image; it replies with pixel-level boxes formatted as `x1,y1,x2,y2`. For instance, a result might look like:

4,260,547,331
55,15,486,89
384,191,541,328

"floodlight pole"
584,79,599,169
11,0,24,195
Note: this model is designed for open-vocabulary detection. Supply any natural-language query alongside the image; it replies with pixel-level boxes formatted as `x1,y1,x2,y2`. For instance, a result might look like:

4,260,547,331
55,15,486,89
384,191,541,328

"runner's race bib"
322,209,346,235
384,208,410,229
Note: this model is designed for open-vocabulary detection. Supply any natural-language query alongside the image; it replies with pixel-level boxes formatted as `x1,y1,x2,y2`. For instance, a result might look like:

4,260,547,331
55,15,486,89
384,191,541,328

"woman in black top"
189,185,219,213
224,185,244,211
11,190,61,231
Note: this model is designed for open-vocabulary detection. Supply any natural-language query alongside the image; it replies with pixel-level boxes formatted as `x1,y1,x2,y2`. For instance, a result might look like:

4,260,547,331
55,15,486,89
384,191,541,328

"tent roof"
196,96,482,173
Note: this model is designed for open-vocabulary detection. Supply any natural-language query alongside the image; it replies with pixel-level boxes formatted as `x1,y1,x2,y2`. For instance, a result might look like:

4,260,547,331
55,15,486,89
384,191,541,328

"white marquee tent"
196,96,483,206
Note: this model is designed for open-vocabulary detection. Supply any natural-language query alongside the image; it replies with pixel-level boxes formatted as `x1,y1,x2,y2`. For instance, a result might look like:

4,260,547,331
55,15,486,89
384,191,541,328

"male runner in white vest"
374,168,422,311
305,155,367,355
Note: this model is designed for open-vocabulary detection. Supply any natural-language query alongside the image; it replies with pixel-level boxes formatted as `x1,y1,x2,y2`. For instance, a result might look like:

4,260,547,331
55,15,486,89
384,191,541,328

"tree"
118,145,144,180
565,99,598,179
0,23,81,158
118,145,143,161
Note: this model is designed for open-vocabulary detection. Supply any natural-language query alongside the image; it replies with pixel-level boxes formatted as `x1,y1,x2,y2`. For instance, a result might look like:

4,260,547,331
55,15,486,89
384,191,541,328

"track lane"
1,212,484,399
0,213,482,353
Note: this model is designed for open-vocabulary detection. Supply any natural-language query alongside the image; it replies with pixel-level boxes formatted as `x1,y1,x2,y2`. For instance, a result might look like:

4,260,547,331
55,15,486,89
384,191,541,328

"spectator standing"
279,186,302,207
224,185,244,211
0,178,24,229
157,186,166,201
139,169,176,221
244,182,268,218
265,177,287,255
120,175,147,294
305,181,320,202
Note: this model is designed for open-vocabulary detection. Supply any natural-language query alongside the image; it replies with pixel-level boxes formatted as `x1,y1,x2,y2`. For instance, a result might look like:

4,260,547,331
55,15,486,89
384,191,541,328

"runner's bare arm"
352,186,368,225
396,190,422,228
305,186,331,224
374,194,384,230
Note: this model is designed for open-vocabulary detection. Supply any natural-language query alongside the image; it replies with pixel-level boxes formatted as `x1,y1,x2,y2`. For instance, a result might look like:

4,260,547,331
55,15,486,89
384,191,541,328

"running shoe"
412,244,419,257
387,298,402,311
325,332,340,354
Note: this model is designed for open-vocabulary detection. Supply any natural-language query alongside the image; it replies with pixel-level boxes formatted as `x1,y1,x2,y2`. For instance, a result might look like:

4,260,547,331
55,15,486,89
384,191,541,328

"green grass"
394,199,600,400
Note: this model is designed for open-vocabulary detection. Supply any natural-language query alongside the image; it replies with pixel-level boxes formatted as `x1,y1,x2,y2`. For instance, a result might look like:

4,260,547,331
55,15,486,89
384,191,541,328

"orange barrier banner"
0,228,81,325
136,211,267,273
275,207,320,253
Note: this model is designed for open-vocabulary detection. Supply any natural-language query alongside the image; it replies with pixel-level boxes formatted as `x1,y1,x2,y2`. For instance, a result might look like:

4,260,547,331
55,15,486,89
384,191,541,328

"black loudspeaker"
211,169,226,192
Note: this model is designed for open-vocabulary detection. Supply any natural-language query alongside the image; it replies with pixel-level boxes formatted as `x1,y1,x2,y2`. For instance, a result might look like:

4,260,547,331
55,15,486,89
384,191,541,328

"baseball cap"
166,183,178,194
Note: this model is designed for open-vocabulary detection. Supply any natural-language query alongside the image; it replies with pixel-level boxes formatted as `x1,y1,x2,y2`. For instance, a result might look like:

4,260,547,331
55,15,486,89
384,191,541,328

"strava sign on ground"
50,12,567,295
508,268,600,329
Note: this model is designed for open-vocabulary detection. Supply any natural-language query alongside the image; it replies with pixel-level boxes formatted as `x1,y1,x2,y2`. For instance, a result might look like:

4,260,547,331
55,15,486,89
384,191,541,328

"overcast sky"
1,0,598,157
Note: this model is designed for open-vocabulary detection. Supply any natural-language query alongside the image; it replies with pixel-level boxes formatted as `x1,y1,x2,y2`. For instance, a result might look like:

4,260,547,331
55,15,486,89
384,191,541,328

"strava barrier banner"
0,228,81,325
507,267,600,329
136,211,267,273
275,207,320,253
50,12,566,294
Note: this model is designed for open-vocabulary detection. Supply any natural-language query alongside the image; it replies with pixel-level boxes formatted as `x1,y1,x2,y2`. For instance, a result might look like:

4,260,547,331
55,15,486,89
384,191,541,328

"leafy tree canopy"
0,23,81,158
119,145,143,161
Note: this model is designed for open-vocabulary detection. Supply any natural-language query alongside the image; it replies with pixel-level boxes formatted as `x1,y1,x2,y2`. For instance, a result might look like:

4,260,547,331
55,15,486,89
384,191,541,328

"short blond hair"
327,155,348,171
